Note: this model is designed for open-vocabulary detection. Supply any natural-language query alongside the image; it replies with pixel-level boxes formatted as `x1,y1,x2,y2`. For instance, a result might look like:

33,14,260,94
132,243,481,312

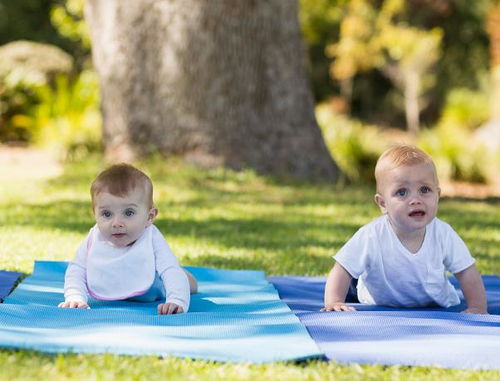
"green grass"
0,156,499,380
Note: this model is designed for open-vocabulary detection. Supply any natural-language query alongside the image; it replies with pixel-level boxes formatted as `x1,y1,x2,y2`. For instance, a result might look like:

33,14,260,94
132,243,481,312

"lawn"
0,155,498,380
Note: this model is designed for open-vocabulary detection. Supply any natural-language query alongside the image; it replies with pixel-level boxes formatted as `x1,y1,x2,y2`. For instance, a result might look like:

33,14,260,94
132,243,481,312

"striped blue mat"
269,275,500,370
0,261,322,363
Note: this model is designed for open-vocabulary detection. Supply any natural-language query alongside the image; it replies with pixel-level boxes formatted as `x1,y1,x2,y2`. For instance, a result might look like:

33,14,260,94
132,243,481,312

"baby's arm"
158,266,190,315
59,262,89,309
152,226,190,314
454,264,488,314
59,235,91,309
322,263,356,312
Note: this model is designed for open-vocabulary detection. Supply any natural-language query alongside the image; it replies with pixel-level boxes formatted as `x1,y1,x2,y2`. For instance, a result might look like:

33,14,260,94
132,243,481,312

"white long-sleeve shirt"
64,224,190,311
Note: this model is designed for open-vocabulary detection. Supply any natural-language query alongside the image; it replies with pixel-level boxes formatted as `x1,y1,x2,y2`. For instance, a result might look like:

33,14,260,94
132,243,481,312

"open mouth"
409,210,425,217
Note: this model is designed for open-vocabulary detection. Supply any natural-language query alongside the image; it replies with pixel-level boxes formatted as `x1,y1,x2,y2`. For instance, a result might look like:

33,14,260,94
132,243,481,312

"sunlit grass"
2,350,499,381
0,155,499,379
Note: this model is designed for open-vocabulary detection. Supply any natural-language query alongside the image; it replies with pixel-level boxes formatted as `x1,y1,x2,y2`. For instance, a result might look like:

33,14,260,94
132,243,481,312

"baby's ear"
148,208,158,224
374,194,387,213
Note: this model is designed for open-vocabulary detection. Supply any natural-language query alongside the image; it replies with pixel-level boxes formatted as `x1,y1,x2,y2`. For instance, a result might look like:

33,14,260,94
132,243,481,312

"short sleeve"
334,226,373,279
442,223,475,274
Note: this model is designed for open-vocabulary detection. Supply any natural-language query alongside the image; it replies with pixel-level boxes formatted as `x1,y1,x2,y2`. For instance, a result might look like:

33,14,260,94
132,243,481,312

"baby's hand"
158,302,184,315
462,307,488,315
321,302,356,312
58,300,90,309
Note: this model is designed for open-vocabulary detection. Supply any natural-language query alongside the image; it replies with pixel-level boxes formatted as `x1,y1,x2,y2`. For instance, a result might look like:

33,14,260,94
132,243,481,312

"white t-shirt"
334,215,475,308
64,224,190,311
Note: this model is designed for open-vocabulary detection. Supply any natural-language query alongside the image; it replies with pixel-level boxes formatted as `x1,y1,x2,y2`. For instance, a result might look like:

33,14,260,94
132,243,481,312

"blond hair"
90,164,154,208
375,145,437,189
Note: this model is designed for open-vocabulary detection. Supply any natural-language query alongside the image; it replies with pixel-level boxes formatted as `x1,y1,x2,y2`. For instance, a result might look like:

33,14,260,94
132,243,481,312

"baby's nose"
112,218,124,227
409,196,422,204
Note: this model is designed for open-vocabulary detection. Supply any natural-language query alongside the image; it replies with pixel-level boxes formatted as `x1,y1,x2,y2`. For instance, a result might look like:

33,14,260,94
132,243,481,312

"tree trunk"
84,0,339,181
404,71,420,135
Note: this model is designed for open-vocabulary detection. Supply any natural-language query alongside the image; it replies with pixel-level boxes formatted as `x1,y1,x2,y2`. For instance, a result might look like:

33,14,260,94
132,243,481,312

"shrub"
316,103,383,184
438,87,490,131
22,70,102,161
418,124,488,183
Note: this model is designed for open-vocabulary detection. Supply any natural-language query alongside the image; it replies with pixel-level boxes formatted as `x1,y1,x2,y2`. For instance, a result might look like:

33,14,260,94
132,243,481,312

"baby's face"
375,162,440,238
93,187,157,247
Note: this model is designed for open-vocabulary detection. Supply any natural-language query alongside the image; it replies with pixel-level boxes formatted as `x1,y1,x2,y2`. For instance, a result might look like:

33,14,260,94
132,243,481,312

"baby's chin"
108,236,134,247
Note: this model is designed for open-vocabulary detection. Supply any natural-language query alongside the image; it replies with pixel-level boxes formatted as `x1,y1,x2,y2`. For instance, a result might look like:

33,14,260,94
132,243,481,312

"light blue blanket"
0,261,322,363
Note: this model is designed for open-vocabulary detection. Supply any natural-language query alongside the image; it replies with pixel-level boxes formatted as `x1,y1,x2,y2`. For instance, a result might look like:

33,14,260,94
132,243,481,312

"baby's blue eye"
420,186,431,194
124,209,135,217
395,188,407,197
101,210,112,218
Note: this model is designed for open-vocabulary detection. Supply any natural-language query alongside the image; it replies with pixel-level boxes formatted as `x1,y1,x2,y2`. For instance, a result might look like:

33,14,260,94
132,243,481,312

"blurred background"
0,0,499,194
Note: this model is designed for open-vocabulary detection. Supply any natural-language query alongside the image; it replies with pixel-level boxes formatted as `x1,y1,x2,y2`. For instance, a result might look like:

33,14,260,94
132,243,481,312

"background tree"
327,0,442,134
326,0,382,113
378,24,442,135
84,0,339,181
300,0,489,128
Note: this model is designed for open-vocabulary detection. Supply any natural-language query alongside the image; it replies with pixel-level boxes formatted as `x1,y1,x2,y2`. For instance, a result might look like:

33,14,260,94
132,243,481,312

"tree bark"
404,71,420,135
84,0,339,181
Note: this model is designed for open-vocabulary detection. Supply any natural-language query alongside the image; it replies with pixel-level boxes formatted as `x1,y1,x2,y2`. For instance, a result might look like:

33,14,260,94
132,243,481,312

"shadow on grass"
1,198,356,252
2,183,498,275
4,196,498,237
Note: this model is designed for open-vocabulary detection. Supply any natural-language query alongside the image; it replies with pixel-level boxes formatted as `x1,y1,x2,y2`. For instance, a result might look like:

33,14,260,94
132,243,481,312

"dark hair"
90,164,153,208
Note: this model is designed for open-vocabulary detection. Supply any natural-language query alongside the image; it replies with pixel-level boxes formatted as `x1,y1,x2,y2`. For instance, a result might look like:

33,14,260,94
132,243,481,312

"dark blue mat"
268,275,500,370
0,270,23,303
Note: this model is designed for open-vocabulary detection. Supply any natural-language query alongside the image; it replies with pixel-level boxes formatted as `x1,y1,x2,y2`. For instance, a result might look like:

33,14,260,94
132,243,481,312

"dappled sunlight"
0,152,498,278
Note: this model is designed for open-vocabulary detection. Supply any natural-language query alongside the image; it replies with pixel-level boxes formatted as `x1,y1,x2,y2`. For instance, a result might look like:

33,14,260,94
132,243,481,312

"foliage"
0,0,84,62
326,0,382,81
50,0,89,48
49,0,90,67
0,40,73,143
0,73,39,143
327,0,443,133
20,70,102,160
0,156,498,379
438,87,490,131
317,103,495,185
298,0,345,101
418,124,489,183
299,0,490,128
316,104,384,184
378,25,442,133
299,0,346,46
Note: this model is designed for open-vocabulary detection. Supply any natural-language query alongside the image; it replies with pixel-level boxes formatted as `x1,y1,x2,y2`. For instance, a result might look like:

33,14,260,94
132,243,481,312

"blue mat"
0,270,23,303
0,261,322,363
269,275,500,370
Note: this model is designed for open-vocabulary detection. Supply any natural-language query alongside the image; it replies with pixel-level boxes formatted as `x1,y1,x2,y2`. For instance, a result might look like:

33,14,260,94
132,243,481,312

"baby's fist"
58,300,90,309
158,302,184,315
